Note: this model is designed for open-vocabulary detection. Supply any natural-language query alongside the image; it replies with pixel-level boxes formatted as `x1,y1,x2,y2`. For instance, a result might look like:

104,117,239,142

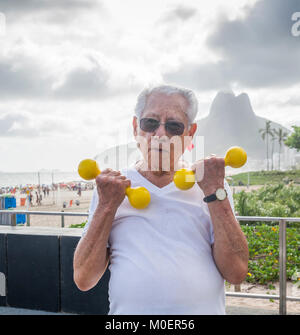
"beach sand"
14,188,93,228
10,186,300,314
225,281,300,314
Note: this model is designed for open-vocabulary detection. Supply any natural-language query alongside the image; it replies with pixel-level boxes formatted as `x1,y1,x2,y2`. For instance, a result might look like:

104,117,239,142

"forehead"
143,92,189,122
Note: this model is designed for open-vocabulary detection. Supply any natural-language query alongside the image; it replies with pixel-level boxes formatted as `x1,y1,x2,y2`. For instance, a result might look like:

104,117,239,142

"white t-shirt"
82,164,235,315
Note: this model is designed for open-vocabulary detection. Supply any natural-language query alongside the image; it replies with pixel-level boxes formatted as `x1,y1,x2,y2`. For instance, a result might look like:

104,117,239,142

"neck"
135,159,188,178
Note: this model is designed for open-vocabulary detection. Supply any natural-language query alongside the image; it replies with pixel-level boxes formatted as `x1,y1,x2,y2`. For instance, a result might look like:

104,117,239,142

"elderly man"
73,85,249,315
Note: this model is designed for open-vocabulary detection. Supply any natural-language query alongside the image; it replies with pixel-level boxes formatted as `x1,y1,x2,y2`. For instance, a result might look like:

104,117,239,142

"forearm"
208,198,249,284
73,205,117,291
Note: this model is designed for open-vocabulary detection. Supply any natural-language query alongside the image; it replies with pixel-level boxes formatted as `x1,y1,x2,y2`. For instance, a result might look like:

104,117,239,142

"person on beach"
77,184,82,197
73,85,249,315
35,191,39,206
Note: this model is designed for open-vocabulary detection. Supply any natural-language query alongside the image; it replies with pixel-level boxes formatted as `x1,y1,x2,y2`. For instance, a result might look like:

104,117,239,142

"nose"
154,123,167,137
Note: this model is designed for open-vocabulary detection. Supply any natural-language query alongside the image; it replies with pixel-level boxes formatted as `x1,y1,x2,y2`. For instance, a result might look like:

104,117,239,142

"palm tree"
273,128,289,170
259,121,274,171
270,132,276,171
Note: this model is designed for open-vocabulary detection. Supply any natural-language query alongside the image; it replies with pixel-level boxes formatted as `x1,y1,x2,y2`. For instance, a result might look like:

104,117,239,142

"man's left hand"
191,154,225,196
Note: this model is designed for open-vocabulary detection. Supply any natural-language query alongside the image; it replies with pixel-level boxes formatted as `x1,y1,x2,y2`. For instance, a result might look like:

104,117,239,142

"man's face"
133,92,197,171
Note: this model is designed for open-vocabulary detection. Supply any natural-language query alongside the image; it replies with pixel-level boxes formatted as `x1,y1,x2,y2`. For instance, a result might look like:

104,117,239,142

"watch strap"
203,193,217,203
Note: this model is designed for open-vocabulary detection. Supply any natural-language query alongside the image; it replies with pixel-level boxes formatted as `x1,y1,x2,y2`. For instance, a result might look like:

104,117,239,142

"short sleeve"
81,187,110,248
210,179,236,245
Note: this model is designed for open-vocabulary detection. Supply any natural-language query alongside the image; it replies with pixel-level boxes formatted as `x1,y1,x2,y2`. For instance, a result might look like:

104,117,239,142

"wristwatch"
203,187,227,203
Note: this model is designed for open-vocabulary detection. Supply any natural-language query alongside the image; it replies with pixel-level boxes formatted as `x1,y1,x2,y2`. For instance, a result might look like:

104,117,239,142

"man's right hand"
95,168,131,210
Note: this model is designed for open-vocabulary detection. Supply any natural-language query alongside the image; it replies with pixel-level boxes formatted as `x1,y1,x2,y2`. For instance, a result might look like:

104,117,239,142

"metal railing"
0,209,89,228
232,216,300,315
0,210,299,315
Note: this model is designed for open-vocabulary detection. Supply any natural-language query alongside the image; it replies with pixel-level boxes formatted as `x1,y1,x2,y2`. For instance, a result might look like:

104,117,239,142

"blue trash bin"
4,196,16,209
16,214,26,224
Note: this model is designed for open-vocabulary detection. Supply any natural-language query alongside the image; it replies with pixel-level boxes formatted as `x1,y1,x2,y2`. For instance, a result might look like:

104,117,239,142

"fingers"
117,175,127,180
101,168,121,176
191,154,217,167
115,175,131,188
96,170,131,187
191,153,224,175
123,178,131,189
101,168,112,174
191,159,204,172
109,171,121,177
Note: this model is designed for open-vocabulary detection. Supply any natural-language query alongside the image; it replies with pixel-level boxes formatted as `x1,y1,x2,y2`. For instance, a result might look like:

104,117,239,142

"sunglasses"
140,118,186,136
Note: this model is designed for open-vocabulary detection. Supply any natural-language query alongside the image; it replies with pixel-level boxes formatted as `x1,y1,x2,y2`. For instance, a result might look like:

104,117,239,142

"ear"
188,123,197,138
132,116,138,137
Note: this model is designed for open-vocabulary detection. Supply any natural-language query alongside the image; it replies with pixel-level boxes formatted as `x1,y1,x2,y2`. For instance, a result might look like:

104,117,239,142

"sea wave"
0,171,82,187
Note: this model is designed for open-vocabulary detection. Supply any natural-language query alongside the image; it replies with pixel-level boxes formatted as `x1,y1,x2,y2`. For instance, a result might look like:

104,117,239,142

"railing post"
26,213,30,226
11,213,16,226
61,211,65,228
279,219,287,315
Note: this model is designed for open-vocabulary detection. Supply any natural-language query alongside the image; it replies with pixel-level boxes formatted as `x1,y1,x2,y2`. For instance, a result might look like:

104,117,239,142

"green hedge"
234,183,300,284
233,183,300,226
69,221,87,228
230,169,300,186
242,224,300,284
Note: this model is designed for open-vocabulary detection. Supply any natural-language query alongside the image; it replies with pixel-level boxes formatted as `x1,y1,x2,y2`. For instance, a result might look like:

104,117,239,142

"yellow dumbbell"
173,146,247,190
78,159,151,209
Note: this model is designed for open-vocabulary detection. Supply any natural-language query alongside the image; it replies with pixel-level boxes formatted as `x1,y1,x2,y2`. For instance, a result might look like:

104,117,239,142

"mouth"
150,147,169,153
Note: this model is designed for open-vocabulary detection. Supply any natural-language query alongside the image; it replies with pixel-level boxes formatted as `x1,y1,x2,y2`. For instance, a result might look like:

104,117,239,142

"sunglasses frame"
139,117,189,136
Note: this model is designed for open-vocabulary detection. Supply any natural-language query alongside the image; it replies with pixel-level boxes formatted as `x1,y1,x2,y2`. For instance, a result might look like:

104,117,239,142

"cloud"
0,48,120,100
163,0,300,90
0,0,97,13
53,62,110,100
164,61,230,91
0,55,52,99
0,111,71,138
162,5,197,22
0,0,104,26
280,96,300,106
0,113,38,137
0,49,137,101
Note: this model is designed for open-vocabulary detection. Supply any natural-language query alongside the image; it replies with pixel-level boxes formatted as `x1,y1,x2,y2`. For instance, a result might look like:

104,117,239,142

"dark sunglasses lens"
140,118,160,132
166,121,185,135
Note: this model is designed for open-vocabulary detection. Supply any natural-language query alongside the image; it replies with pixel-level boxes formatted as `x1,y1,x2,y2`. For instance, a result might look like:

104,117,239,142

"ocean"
0,171,82,188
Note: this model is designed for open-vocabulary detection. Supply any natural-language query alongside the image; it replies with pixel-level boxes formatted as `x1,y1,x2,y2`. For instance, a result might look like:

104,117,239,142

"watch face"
216,188,227,200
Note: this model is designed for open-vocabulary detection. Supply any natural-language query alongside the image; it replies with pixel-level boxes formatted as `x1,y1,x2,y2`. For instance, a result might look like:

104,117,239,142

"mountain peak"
209,91,255,120
217,89,235,96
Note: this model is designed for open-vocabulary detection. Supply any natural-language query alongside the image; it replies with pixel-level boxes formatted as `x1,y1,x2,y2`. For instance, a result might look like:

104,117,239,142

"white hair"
134,85,198,124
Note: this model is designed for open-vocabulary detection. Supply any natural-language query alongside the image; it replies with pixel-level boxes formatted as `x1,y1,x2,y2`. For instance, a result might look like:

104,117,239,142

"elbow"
73,266,106,292
73,271,92,292
75,282,91,292
75,284,91,292
226,275,246,285
226,267,248,285
73,267,98,292
73,252,94,292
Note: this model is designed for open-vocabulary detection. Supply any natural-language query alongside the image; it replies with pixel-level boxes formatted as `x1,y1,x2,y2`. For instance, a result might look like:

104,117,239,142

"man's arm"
208,198,249,284
192,155,249,284
73,204,116,291
73,168,131,292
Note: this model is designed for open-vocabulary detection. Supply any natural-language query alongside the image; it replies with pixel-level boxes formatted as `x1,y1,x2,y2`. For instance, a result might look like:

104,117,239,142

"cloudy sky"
0,0,299,172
